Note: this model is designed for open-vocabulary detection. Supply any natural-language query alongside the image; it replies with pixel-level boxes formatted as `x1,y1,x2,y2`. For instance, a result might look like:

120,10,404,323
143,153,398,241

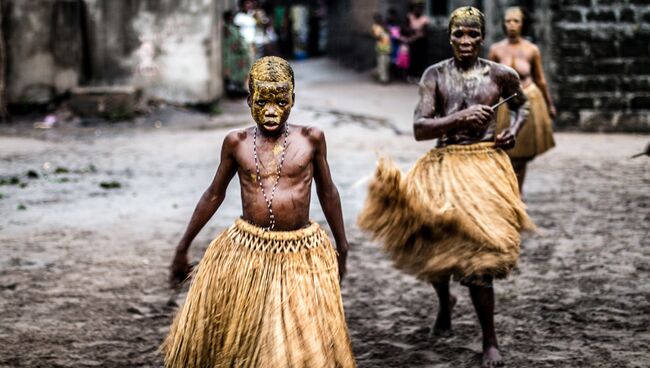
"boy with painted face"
164,56,355,368
359,7,533,368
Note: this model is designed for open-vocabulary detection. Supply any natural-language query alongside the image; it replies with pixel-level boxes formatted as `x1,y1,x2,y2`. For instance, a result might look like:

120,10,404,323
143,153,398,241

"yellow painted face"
249,80,294,133
247,56,295,134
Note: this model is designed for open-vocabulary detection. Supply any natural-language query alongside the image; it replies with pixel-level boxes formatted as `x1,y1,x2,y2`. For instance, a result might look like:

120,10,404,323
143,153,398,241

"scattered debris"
99,181,122,189
1,283,17,290
0,176,20,186
630,142,650,159
26,170,39,179
17,203,27,211
33,114,58,129
126,306,143,315
69,86,140,120
54,167,70,174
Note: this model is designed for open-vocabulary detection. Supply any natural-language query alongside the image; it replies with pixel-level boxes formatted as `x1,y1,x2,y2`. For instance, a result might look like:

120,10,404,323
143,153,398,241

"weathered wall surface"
327,0,650,132
550,0,650,132
327,0,380,71
6,0,223,105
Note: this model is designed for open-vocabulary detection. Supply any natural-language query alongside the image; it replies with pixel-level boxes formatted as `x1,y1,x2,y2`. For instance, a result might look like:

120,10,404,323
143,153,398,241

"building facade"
5,0,224,106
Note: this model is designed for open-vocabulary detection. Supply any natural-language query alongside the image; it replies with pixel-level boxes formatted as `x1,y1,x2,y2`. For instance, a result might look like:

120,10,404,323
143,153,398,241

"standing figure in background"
394,19,413,82
372,13,392,84
273,4,294,59
489,6,556,194
386,8,401,77
223,10,252,97
234,0,258,63
407,0,430,81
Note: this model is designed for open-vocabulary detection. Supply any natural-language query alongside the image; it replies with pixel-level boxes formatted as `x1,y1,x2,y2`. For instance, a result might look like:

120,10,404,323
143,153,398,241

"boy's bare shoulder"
294,125,325,144
222,127,251,154
224,127,251,145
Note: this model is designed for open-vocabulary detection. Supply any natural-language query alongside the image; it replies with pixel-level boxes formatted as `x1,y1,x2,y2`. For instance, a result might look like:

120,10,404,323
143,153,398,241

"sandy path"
1,60,649,367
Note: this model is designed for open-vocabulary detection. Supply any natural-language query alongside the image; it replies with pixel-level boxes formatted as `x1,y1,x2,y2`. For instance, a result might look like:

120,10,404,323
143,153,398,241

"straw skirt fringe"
497,83,555,160
163,219,355,368
358,143,534,284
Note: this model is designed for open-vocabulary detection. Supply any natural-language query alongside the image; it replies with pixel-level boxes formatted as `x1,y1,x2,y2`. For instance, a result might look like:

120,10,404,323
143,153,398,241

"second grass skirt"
496,83,555,160
163,219,355,368
358,143,535,285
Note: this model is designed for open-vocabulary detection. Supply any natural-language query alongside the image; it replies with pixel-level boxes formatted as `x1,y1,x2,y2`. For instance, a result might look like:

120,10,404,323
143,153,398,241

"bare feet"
481,346,504,368
432,294,457,337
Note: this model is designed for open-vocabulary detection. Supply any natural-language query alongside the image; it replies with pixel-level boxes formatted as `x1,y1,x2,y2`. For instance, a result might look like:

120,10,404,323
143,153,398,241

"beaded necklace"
253,124,289,231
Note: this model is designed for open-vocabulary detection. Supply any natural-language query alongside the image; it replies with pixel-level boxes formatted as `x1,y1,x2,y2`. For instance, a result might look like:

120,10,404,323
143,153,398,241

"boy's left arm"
311,128,349,281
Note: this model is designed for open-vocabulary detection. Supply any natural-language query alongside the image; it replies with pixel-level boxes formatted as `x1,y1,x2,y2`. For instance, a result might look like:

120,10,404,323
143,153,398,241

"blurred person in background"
234,0,257,62
223,10,252,97
272,3,294,59
489,6,556,194
407,0,430,82
386,8,401,79
394,18,414,82
372,13,392,84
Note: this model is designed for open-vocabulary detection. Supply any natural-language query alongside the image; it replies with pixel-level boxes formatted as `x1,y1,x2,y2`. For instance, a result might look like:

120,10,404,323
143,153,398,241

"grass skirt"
163,219,355,368
497,83,555,160
358,143,535,285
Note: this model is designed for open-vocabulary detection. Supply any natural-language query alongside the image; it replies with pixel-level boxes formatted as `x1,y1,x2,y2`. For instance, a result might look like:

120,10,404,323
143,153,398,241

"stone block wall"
551,0,650,131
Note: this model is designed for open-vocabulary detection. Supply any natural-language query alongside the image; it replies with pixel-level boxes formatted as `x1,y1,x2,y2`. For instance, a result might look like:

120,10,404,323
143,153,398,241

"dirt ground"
1,60,649,367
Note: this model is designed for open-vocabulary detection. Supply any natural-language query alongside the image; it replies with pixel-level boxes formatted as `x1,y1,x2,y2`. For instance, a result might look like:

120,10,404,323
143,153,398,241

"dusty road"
1,59,649,367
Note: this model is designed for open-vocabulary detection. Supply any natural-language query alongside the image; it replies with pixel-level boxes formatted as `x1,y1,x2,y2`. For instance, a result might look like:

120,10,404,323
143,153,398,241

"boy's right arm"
170,132,239,286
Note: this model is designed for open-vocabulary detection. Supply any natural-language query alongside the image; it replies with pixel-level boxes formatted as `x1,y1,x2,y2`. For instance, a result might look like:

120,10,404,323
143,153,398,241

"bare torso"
417,58,523,147
232,125,317,230
489,39,537,88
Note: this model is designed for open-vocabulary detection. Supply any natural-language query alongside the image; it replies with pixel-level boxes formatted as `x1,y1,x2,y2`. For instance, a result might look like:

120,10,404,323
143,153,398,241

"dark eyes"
452,31,481,38
255,100,288,107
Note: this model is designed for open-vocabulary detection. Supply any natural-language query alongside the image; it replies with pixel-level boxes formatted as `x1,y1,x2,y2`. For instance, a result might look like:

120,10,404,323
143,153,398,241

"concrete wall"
6,0,223,105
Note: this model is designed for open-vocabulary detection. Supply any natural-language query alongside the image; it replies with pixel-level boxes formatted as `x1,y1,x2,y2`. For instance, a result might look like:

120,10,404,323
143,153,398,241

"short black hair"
448,6,486,38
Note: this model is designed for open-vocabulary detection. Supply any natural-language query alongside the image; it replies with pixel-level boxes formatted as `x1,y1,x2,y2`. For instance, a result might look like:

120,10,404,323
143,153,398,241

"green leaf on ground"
100,181,122,189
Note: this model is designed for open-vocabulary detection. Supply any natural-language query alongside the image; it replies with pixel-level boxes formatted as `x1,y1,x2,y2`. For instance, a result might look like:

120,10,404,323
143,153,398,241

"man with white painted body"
359,7,533,368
